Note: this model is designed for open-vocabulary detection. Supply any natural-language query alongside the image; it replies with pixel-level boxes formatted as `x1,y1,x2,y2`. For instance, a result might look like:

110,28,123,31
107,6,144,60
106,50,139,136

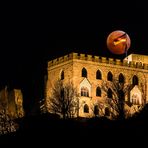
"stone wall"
0,87,24,118
46,52,148,118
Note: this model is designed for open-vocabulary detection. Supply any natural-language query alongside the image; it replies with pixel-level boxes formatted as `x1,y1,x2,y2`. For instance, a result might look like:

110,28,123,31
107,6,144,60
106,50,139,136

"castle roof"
124,54,148,64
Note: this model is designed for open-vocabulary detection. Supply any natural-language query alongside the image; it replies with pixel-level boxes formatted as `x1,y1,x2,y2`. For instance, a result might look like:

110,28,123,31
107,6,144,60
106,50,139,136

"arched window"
84,104,89,113
96,86,101,97
96,70,102,79
94,105,99,116
105,107,110,116
107,71,113,81
119,73,124,83
131,94,141,105
60,70,64,80
132,75,138,85
81,87,89,97
82,68,87,77
107,88,112,98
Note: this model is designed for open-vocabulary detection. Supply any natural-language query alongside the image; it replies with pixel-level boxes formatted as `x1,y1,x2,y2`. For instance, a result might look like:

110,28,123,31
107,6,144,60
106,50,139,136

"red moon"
107,30,131,55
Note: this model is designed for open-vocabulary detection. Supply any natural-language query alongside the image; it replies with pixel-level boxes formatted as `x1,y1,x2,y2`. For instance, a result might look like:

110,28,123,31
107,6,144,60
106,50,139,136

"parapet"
109,58,114,64
87,55,93,61
115,59,122,65
48,52,148,70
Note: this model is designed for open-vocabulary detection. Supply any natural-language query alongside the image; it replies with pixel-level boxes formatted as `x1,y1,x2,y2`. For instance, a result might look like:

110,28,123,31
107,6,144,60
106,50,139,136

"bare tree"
101,79,130,120
48,80,79,119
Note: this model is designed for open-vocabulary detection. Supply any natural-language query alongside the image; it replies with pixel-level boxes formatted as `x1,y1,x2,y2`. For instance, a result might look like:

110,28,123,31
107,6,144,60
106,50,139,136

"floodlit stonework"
45,53,148,118
0,87,24,118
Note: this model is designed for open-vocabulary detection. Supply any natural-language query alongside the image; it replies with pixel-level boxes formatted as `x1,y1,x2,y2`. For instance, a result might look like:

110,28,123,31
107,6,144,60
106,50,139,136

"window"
131,94,140,105
107,88,112,98
107,71,113,81
96,86,101,97
81,87,89,97
132,75,138,85
61,70,64,80
82,68,87,77
84,104,89,113
105,107,110,116
94,105,99,116
119,73,124,83
96,70,102,79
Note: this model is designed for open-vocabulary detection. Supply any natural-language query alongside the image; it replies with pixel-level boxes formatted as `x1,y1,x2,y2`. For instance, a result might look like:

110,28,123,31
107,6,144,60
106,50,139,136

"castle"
45,52,148,118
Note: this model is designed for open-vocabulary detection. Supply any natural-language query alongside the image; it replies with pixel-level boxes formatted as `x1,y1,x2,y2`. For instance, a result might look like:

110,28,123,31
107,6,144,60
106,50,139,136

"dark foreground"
0,113,148,147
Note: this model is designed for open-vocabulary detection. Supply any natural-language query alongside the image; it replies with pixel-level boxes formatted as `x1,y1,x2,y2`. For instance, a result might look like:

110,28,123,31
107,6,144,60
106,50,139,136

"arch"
94,105,99,116
81,87,89,97
107,71,113,81
107,88,112,98
132,75,138,85
84,104,89,113
105,107,110,116
119,73,124,83
82,68,87,77
96,86,101,97
96,69,102,79
60,70,64,80
131,93,141,105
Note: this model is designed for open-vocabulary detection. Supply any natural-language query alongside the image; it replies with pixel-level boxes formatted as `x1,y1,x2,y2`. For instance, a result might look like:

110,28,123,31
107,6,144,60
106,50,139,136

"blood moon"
107,30,131,55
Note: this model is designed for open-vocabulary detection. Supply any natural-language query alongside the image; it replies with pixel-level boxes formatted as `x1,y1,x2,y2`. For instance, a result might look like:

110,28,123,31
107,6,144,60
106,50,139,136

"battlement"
48,52,148,70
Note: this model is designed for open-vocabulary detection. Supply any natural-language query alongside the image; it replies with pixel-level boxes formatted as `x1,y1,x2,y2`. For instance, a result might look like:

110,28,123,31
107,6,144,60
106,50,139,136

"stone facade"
0,86,24,118
45,53,148,118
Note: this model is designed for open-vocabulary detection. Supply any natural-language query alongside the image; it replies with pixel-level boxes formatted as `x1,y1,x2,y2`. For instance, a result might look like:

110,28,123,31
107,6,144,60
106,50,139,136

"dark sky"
1,2,148,113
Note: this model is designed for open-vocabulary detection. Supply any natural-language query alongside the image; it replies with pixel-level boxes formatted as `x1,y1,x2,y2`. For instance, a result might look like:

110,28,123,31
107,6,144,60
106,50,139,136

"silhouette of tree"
48,80,79,119
101,78,130,120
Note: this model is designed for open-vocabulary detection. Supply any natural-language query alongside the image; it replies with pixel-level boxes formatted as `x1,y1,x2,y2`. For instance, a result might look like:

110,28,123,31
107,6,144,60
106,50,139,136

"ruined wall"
0,87,24,118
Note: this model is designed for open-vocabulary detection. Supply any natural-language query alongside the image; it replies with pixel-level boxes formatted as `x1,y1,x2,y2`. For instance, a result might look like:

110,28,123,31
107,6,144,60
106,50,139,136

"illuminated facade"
45,53,148,118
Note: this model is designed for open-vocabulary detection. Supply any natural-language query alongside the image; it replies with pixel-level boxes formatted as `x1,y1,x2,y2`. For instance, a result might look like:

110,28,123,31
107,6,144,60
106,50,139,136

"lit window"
131,94,140,105
81,87,89,97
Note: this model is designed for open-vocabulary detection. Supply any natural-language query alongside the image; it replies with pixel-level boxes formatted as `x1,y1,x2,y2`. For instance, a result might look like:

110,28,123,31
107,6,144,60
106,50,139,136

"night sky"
1,2,148,114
